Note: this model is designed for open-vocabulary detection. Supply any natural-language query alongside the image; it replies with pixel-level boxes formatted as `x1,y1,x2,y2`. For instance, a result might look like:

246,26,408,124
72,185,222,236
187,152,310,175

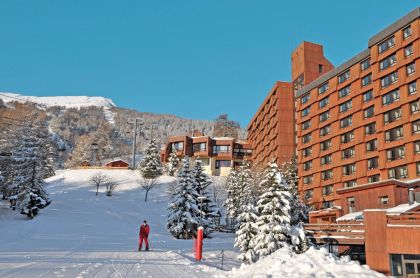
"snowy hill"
0,169,385,278
0,92,116,109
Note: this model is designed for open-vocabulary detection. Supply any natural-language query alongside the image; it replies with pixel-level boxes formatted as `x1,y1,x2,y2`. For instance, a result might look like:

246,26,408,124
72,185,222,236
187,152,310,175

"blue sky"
0,1,417,127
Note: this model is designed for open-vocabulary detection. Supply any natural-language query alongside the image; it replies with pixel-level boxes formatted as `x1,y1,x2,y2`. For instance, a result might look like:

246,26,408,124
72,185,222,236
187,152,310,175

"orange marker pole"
195,227,203,261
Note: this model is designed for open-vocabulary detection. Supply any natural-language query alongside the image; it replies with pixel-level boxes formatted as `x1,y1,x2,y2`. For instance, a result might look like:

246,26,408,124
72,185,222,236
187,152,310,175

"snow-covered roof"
337,211,364,222
386,202,420,214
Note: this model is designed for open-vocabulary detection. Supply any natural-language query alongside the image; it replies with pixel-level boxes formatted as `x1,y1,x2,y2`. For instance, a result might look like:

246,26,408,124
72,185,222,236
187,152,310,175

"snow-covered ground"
0,169,237,278
0,169,385,277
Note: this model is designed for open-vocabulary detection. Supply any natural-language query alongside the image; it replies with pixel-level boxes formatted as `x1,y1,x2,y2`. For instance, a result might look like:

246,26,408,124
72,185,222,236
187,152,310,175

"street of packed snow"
0,169,384,277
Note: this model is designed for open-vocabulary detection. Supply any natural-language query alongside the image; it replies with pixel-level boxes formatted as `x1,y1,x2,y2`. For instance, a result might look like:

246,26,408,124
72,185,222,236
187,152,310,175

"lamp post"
197,196,206,227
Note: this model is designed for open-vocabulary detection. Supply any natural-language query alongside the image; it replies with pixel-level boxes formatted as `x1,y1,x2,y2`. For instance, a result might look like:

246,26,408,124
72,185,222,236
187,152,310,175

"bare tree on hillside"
212,114,240,139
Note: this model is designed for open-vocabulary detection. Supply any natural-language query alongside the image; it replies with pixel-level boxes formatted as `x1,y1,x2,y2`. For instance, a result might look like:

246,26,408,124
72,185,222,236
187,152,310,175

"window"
215,160,231,169
302,120,311,130
406,62,416,76
368,174,380,183
384,107,402,124
320,154,332,165
319,97,329,108
342,147,355,159
320,125,331,136
347,197,356,213
193,142,206,152
319,64,324,73
388,165,408,179
322,200,334,209
408,81,417,95
303,175,313,185
403,25,412,39
366,139,377,151
303,160,312,171
379,196,389,205
322,185,334,196
385,126,404,142
233,148,252,157
304,189,314,200
364,106,374,118
302,147,312,157
200,158,210,166
386,146,405,161
321,170,333,181
365,122,376,135
404,44,413,57
361,74,372,87
381,71,398,88
339,100,352,113
378,36,395,53
172,142,184,151
301,94,310,104
344,180,357,188
417,162,420,176
320,139,332,151
341,131,354,143
302,133,311,143
412,120,420,134
318,83,329,94
213,145,231,154
301,106,311,117
340,116,352,128
360,59,370,71
410,100,419,114
415,141,420,155
339,85,351,98
363,90,373,102
319,111,330,122
338,70,350,84
343,163,356,176
367,157,379,170
379,54,396,71
382,89,400,105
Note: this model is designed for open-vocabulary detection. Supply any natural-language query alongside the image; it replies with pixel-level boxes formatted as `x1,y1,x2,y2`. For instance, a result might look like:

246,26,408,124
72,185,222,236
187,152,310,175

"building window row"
322,185,333,196
406,62,416,76
384,107,402,124
363,90,373,102
408,81,417,95
318,82,329,94
361,74,372,87
301,94,310,105
365,122,376,135
341,130,354,144
411,100,420,114
319,97,329,108
388,165,408,179
382,89,399,105
319,111,330,122
386,146,405,161
338,70,350,84
340,116,352,128
403,25,412,39
378,36,395,54
381,71,398,89
344,179,357,188
339,85,351,98
339,100,352,113
360,59,371,71
343,163,356,176
320,154,332,165
367,157,379,170
379,53,396,71
302,120,311,130
385,126,404,142
320,125,331,136
342,147,355,159
405,44,413,57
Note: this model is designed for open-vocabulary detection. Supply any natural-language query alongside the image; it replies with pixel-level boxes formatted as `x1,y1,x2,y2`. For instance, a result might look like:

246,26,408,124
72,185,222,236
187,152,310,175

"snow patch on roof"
386,202,420,214
337,211,364,222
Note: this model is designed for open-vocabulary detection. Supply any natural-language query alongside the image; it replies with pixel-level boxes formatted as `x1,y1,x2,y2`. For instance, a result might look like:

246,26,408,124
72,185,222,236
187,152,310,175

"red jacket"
140,224,150,237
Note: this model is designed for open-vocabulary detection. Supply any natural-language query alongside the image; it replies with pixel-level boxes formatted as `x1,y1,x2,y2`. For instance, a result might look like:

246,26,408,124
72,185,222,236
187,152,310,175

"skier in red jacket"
138,220,150,251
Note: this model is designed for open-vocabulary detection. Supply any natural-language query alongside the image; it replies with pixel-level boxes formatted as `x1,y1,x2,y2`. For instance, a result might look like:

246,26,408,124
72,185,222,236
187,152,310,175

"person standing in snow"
138,220,150,251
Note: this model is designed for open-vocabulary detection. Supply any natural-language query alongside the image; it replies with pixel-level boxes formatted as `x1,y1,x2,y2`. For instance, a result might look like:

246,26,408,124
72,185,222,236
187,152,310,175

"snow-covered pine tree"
279,157,309,253
224,169,241,228
10,125,51,218
138,138,163,201
254,162,291,257
191,159,218,237
167,157,200,239
234,163,259,263
167,147,179,176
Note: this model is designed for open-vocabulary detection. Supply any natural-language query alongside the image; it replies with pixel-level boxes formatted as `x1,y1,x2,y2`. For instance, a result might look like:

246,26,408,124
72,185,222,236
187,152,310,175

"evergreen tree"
138,138,163,202
139,138,163,178
224,169,241,228
10,125,51,218
167,157,200,239
167,147,179,176
254,162,291,257
234,163,259,263
279,157,309,253
191,159,218,237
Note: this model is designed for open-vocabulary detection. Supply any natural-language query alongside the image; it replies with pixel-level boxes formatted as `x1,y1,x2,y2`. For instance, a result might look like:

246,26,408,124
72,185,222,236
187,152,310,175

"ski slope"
0,169,237,278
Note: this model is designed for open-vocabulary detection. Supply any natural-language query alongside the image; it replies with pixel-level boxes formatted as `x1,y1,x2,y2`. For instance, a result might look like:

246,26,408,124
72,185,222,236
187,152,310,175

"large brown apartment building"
296,8,420,213
248,42,333,168
160,131,252,176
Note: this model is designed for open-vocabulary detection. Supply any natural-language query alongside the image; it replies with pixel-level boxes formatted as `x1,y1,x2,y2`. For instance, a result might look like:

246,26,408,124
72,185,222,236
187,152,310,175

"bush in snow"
167,147,179,176
167,157,200,239
138,138,163,202
191,159,218,237
254,162,291,258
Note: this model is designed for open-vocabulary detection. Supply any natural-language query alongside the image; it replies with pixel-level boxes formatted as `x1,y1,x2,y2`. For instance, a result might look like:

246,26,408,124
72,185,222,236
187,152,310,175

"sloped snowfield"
0,169,384,278
0,169,237,278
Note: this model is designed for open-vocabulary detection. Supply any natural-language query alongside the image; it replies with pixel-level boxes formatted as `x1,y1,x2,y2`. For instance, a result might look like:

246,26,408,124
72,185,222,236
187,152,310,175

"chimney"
409,188,415,205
